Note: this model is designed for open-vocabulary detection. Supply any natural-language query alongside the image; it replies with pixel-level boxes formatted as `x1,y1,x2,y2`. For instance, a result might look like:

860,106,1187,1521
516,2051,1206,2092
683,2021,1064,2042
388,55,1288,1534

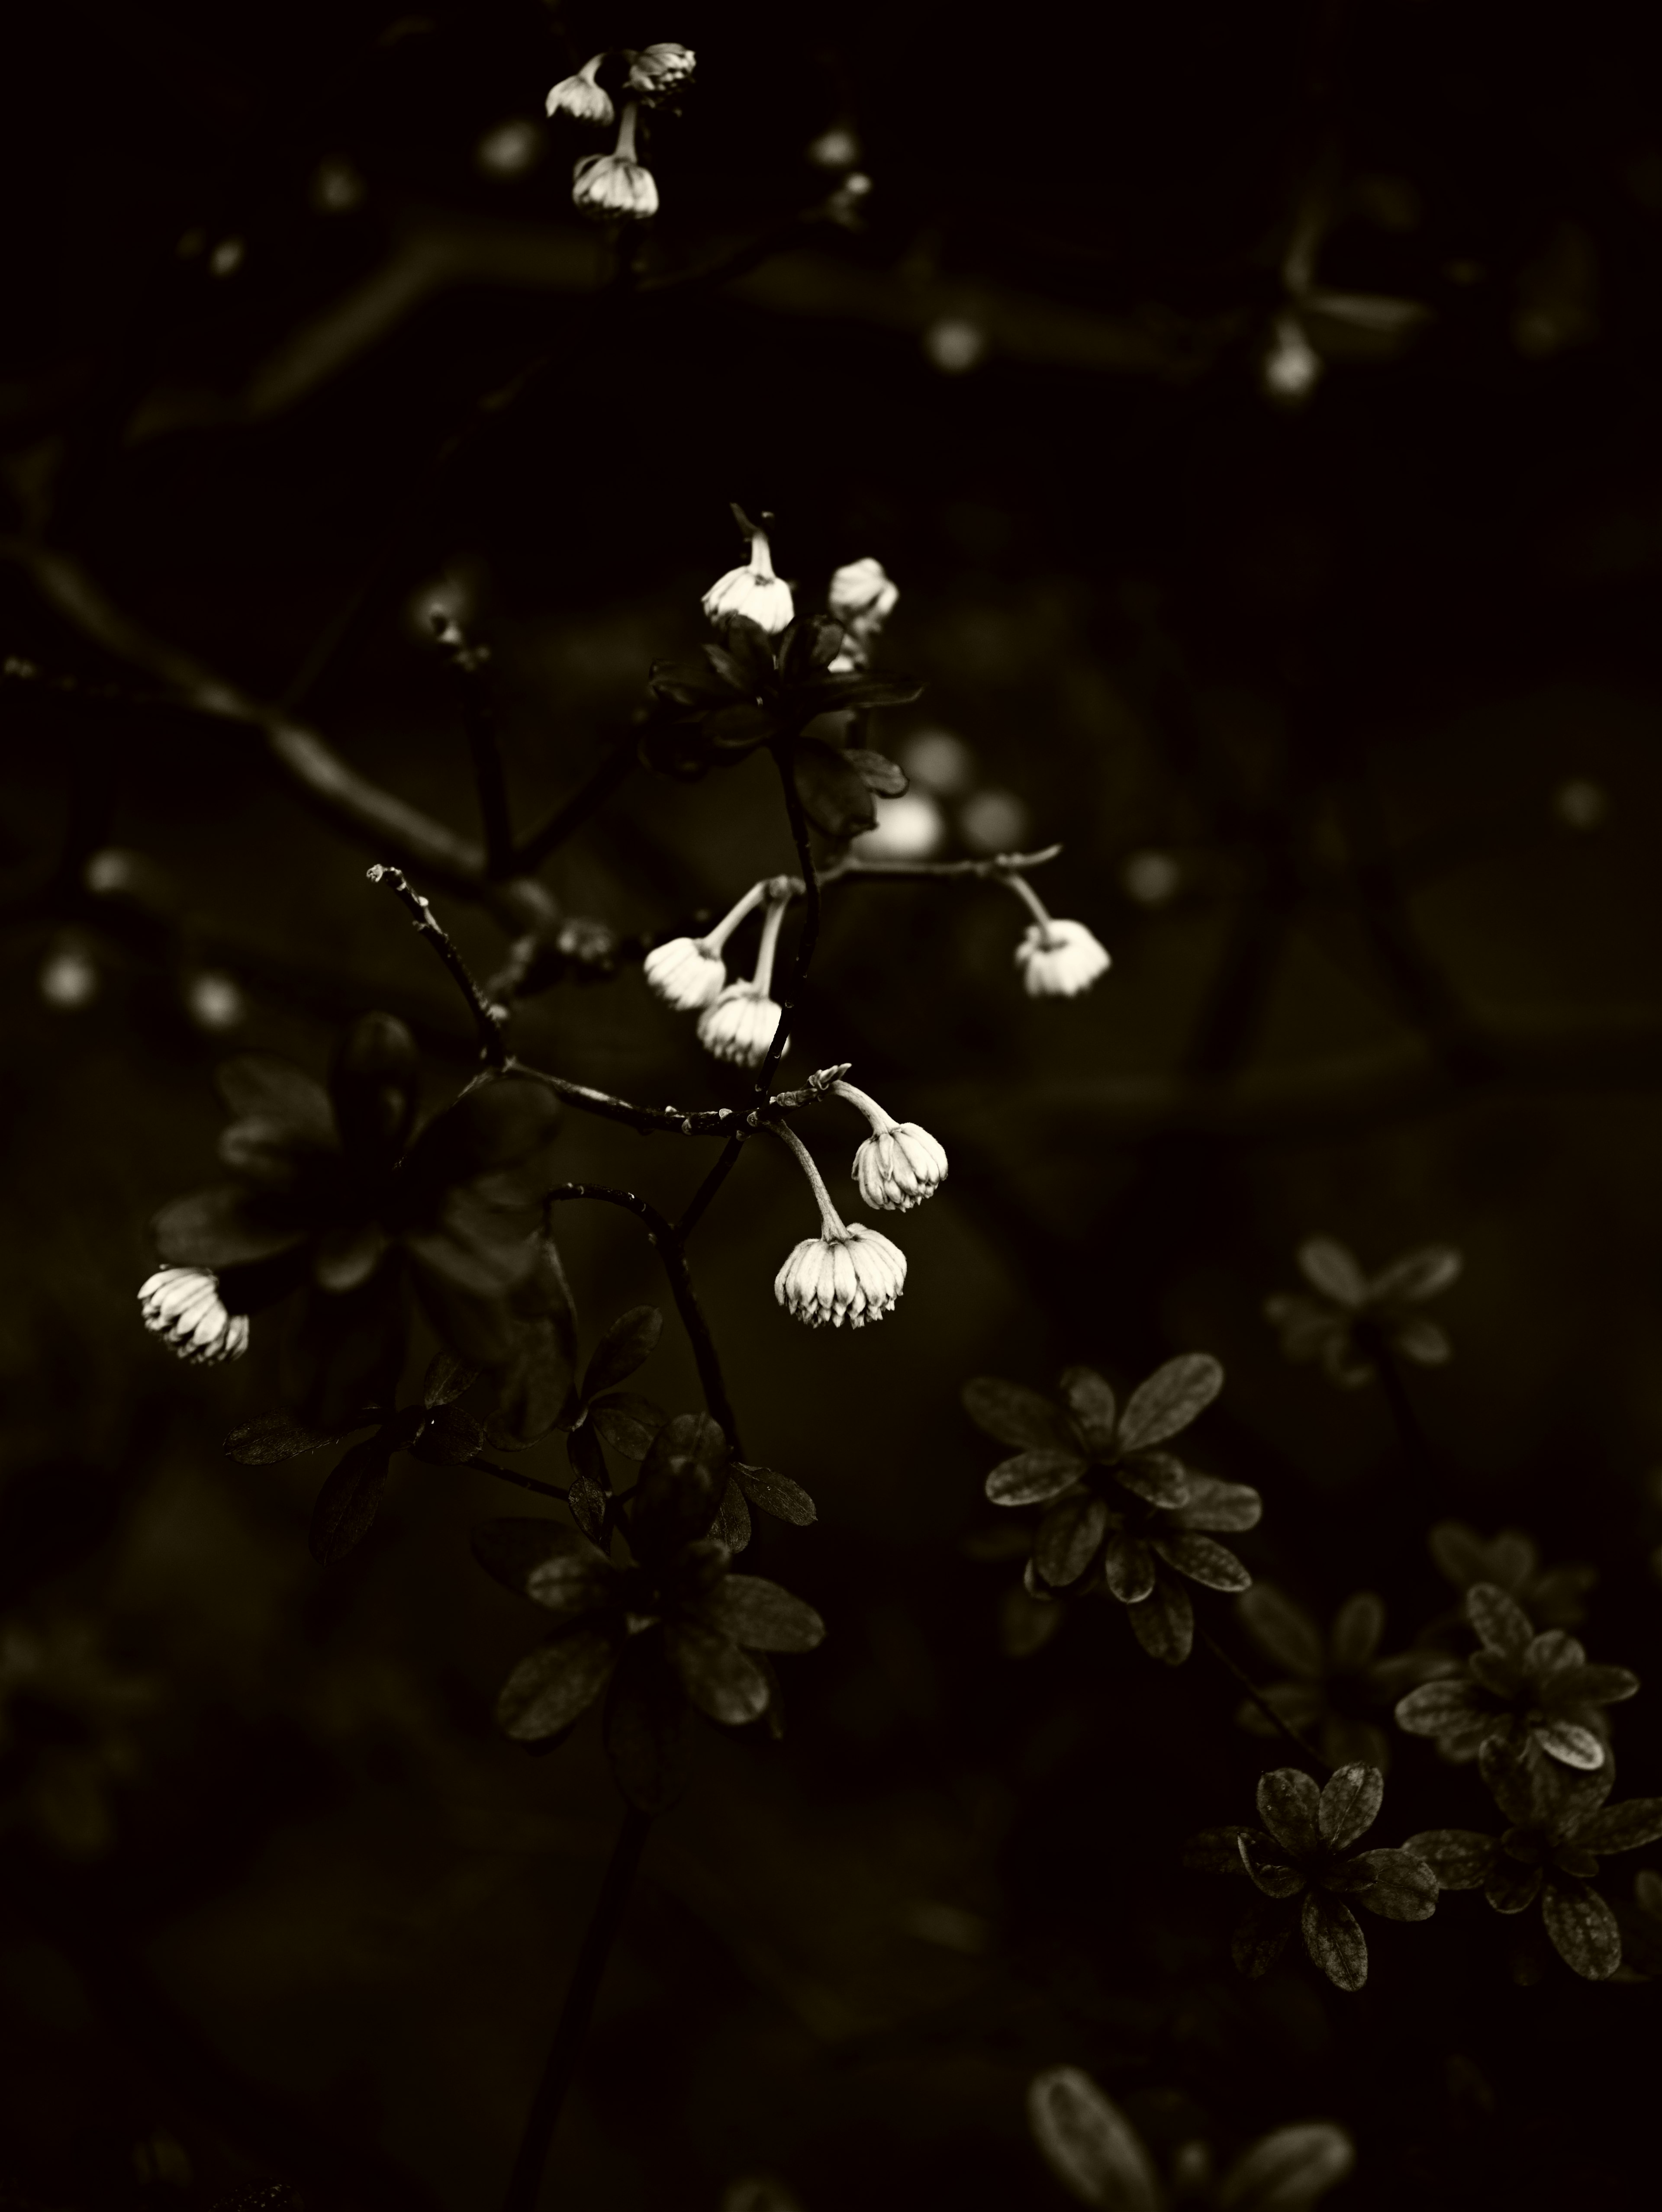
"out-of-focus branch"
815,841,1063,887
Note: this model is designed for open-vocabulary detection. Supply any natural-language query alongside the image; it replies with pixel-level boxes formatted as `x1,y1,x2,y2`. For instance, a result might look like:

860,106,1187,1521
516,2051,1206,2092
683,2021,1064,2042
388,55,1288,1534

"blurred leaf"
664,1620,770,1723
589,1391,669,1459
1150,1530,1249,1592
632,1412,729,1560
581,1306,663,1401
604,1634,692,1811
1027,2068,1160,2211
792,737,877,837
1369,1244,1461,1302
1258,1769,1321,1855
1127,1575,1193,1663
1060,1366,1117,1455
496,1628,619,1740
407,1403,486,1465
846,747,908,795
963,1377,1079,1453
309,1431,399,1564
1318,1764,1383,1851
1533,1718,1605,1769
1541,1875,1621,1979
1117,1354,1224,1452
730,1461,817,1525
986,1450,1086,1506
1401,1829,1498,1889
222,1411,369,1465
1166,1474,1261,1531
1350,1848,1438,1921
1183,1823,1254,1873
423,1350,478,1407
1217,2122,1355,2210
1577,1799,1662,1853
698,1575,825,1653
1233,1892,1292,1977
1035,1494,1109,1586
1238,1583,1324,1676
1240,1834,1306,1899
712,1478,752,1553
1296,1237,1367,1305
1329,1592,1385,1671
154,1185,309,1269
1468,1582,1532,1657
472,1518,609,1603
1000,1584,1065,1657
1101,1533,1156,1604
1113,1451,1190,1508
1301,1890,1368,1991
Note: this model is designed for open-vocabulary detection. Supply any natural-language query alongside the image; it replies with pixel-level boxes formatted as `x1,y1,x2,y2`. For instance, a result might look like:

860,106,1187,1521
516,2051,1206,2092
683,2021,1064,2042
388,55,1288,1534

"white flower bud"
853,1122,947,1212
547,55,614,125
644,936,726,1010
573,151,658,222
702,515,794,636
1015,918,1111,999
697,983,787,1068
1263,312,1322,401
828,557,898,631
139,1267,249,1365
627,42,695,101
774,1224,906,1329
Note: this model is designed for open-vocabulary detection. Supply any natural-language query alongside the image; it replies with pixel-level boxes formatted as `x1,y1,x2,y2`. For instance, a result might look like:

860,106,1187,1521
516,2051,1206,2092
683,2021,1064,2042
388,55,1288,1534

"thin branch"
760,744,823,1096
367,865,508,1067
468,1457,570,1502
544,1183,741,1453
433,617,515,879
508,1057,740,1138
816,841,1064,887
500,1803,653,2212
1198,1627,1331,1773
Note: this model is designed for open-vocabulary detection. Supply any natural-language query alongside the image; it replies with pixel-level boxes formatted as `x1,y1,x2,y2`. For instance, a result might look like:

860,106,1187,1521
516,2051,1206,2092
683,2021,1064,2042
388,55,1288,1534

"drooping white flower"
644,936,726,1010
702,507,794,636
694,887,791,1066
831,1078,947,1211
139,1267,249,1365
626,42,695,102
775,1224,906,1329
1015,918,1112,998
573,102,656,222
547,54,614,125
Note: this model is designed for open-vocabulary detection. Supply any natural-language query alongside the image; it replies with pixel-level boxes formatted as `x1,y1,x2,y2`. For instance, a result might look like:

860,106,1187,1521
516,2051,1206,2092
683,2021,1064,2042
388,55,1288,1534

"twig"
468,1457,570,1502
544,1183,741,1453
1198,1627,1331,1772
508,1058,739,1138
815,842,1064,887
367,865,508,1068
434,617,515,878
500,1803,653,2212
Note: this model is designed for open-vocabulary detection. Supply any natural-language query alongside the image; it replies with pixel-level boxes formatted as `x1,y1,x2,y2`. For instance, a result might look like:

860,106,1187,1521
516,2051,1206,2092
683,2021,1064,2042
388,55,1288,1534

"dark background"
5,1,1662,2206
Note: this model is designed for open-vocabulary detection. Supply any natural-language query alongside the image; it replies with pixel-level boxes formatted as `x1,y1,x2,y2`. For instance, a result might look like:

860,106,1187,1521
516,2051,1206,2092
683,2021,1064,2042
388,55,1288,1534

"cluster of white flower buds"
644,877,797,1070
702,506,796,636
770,1090,946,1329
547,42,693,224
139,1266,248,1365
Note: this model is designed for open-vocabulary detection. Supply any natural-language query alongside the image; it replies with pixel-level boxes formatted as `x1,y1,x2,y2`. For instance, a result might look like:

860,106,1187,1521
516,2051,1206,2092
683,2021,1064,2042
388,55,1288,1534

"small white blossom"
1015,918,1111,998
853,1122,947,1212
698,982,786,1068
627,43,696,101
139,1267,248,1365
775,1225,906,1329
644,936,726,1010
547,55,614,125
573,150,658,222
827,554,898,672
703,509,794,635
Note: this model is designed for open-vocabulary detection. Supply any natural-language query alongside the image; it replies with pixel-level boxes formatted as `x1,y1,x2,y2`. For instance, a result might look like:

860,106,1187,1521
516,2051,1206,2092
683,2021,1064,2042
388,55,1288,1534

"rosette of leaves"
1184,1763,1438,1991
639,613,921,837
1028,2067,1354,2212
1394,1583,1637,1771
965,1356,1259,1665
473,1412,824,1809
556,1305,814,1554
225,1350,496,1563
151,1020,568,1428
1405,1744,1662,1981
1428,1520,1594,1632
1263,1236,1459,1387
1235,1584,1444,1771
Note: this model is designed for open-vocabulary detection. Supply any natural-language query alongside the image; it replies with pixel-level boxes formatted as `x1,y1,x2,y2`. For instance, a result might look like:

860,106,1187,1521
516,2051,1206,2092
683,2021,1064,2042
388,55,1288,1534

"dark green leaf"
603,1633,692,1812
1166,1473,1262,1532
778,613,845,682
283,1270,409,1432
402,1077,561,1198
1532,1717,1605,1770
1059,1367,1116,1455
309,1432,399,1565
1318,1764,1383,1851
699,1574,825,1653
223,1411,370,1465
496,1627,619,1739
1350,1847,1438,1921
406,1403,486,1465
963,1378,1079,1453
1216,2124,1355,2212
1467,1582,1532,1659
730,1462,817,1525
155,1186,309,1268
472,1518,612,1609
1025,2067,1161,2212
216,1051,335,1140
1541,1875,1622,1980
1114,1451,1190,1508
1127,1575,1194,1665
1395,1679,1489,1738
664,1621,770,1724
423,1350,478,1408
568,1469,609,1548
1301,1889,1368,1991
588,1391,669,1459
845,747,908,796
1182,1823,1254,1874
1484,1859,1544,1914
1240,1833,1307,1899
712,1477,752,1553
1000,1585,1066,1658
1478,1738,1544,1826
1237,1584,1324,1677
1550,1663,1639,1707
1150,1530,1250,1592
329,1013,419,1164
1100,1532,1156,1604
581,1306,664,1402
1401,1829,1498,1890
1295,1237,1368,1306
1116,1354,1224,1453
632,1412,730,1561
1576,1799,1662,1854
798,672,924,714
1258,1769,1321,1856
1035,1494,1109,1587
986,1450,1087,1506
792,737,877,838
1329,1591,1386,1671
